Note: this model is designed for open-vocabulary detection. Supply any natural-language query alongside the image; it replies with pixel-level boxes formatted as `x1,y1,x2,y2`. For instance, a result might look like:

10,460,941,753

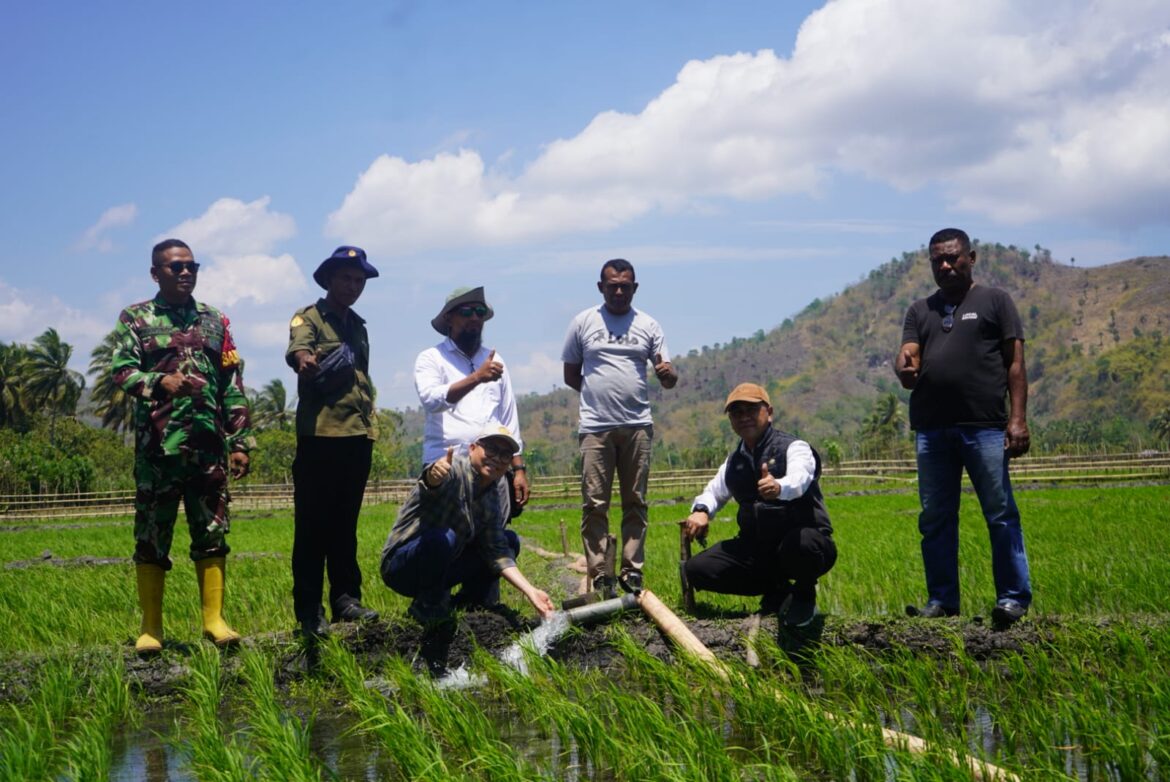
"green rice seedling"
58,655,132,782
0,658,76,781
238,647,325,782
176,645,254,782
380,654,535,781
319,639,457,780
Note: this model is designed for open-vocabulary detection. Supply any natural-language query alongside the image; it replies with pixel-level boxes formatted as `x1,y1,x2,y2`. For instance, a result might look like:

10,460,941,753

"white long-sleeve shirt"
414,338,523,464
692,439,816,518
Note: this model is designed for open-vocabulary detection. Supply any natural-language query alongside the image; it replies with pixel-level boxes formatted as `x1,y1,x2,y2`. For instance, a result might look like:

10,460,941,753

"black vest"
724,427,833,546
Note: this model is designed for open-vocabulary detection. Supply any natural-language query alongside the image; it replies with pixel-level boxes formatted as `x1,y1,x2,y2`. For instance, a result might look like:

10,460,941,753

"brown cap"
724,382,771,411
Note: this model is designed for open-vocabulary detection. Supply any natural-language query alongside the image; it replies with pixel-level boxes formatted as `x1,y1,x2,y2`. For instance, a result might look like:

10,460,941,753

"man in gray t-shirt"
562,259,678,592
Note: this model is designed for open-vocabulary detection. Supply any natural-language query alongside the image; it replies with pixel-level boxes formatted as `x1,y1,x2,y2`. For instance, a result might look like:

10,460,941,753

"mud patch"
4,550,284,570
0,611,1151,708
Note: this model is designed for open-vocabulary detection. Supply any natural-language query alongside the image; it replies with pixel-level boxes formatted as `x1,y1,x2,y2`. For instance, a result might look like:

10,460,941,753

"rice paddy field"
1,480,1168,781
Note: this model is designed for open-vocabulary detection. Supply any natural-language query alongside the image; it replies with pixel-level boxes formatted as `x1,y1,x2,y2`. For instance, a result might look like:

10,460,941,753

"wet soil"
3,550,283,570
0,607,1069,707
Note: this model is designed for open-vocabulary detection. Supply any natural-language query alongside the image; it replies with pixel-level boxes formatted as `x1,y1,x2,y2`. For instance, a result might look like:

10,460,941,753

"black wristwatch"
511,464,526,472
692,504,711,516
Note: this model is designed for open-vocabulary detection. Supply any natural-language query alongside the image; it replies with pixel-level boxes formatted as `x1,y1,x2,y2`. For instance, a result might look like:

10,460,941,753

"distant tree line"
0,329,413,496
2,319,1168,495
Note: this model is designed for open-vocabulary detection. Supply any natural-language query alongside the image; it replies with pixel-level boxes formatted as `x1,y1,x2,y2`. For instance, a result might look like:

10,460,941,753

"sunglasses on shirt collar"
941,304,957,333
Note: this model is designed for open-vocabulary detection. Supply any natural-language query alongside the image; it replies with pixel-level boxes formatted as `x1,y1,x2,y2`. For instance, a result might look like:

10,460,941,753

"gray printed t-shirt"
561,305,669,434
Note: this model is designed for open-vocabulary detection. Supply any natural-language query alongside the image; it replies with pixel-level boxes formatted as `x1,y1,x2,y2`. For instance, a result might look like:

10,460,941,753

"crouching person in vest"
682,383,837,627
380,423,556,626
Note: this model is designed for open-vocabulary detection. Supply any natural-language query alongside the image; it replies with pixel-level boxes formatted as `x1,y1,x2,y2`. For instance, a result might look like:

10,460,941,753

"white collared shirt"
414,337,523,464
692,439,816,518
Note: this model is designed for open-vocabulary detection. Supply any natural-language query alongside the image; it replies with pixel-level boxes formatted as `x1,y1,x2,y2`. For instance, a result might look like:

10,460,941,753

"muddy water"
99,614,1079,781
104,697,613,781
108,706,192,782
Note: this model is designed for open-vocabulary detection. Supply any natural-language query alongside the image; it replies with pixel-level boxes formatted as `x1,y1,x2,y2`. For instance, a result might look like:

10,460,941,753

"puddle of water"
108,706,193,782
437,610,572,689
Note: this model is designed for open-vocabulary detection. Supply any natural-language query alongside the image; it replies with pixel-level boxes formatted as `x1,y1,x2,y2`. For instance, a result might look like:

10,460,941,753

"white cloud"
504,350,564,396
327,0,1170,256
195,253,308,307
241,317,297,350
74,203,137,252
158,197,306,307
0,280,110,348
161,196,296,256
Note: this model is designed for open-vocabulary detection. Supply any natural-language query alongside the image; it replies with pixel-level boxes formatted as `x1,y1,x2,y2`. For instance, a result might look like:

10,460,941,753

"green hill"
397,243,1170,474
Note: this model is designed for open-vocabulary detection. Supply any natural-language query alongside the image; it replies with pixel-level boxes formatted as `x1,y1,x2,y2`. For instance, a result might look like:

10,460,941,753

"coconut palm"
860,392,907,459
1151,407,1170,447
252,378,293,431
23,328,86,443
0,342,30,429
87,328,135,434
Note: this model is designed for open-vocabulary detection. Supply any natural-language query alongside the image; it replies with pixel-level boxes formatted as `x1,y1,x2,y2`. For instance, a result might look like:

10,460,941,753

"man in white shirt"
562,259,677,592
414,287,529,516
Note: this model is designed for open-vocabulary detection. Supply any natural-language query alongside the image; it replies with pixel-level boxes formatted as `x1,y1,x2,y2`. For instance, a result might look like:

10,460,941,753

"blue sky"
3,1,1168,410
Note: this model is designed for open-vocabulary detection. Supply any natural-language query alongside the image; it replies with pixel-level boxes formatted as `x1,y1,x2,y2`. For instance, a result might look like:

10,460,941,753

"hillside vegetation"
409,244,1169,474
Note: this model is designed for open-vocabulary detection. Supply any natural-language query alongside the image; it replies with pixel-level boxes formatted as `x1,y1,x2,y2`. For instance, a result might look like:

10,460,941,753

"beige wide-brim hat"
724,382,771,411
430,286,494,335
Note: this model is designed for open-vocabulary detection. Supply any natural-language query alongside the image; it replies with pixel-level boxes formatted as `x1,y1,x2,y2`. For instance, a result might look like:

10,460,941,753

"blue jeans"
383,527,520,606
916,426,1031,610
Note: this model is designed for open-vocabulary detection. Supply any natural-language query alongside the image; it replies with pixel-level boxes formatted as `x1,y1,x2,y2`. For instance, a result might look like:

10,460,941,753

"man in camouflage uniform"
112,238,254,653
286,246,380,640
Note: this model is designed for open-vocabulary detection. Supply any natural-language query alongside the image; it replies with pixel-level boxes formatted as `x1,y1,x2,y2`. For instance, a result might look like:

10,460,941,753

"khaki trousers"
579,425,653,579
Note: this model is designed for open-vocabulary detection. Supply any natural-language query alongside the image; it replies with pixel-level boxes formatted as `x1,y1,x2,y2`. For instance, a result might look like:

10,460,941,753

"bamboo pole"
744,613,761,668
635,589,1025,782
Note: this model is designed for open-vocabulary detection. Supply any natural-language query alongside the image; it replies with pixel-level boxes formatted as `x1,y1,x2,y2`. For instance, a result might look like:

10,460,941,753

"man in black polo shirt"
681,383,836,627
895,227,1032,628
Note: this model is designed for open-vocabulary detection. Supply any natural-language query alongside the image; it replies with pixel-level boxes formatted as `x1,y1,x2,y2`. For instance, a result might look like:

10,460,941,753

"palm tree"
1151,408,1170,447
22,328,86,443
0,342,30,429
860,392,907,460
87,329,135,435
252,378,293,431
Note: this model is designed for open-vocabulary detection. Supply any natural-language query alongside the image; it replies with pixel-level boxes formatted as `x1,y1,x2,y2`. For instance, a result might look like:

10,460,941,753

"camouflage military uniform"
112,294,253,569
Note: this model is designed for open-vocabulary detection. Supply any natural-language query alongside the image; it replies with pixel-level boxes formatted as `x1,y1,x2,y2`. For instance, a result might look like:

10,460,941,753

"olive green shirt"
286,298,377,439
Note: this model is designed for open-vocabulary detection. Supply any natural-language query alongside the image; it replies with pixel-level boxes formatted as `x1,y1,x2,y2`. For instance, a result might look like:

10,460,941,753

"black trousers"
292,435,373,622
684,527,837,599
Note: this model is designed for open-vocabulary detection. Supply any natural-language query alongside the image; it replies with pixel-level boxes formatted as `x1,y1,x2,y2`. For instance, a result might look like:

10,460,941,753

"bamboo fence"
2,452,1167,521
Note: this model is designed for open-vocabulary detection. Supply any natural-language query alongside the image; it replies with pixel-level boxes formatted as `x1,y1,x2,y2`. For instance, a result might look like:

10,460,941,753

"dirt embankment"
89,609,1054,700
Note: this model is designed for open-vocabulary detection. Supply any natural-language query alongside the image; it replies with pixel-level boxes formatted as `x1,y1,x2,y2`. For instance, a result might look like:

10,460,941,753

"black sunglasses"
941,303,957,333
478,439,515,460
161,261,200,275
455,305,488,318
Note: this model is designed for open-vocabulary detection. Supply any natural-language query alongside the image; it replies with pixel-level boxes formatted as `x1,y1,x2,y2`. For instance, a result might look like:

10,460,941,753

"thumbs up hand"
757,460,780,500
425,446,455,487
475,349,504,384
653,352,677,387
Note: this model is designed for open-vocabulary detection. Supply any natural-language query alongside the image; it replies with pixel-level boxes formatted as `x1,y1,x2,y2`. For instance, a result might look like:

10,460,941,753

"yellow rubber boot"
135,564,165,654
195,557,241,647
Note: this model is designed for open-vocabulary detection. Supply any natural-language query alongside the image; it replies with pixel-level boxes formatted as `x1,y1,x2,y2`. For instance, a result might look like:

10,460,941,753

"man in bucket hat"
286,246,381,641
680,382,836,627
414,286,529,519
380,422,555,626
